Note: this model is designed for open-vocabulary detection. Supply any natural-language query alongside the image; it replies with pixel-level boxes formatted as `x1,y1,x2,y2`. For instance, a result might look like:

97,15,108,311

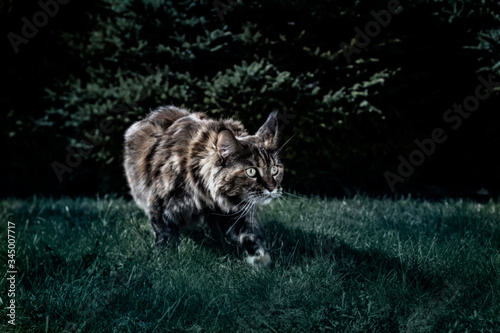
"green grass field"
1,195,499,332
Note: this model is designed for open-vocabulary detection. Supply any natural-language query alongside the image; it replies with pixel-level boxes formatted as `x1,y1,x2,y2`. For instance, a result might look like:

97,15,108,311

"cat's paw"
245,248,272,268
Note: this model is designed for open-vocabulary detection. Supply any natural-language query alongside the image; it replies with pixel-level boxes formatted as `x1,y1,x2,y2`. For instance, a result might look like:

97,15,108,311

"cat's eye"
245,168,257,177
271,166,279,175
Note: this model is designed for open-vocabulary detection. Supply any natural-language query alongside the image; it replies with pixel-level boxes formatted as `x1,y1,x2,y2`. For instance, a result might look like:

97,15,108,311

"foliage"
0,195,499,331
3,0,500,195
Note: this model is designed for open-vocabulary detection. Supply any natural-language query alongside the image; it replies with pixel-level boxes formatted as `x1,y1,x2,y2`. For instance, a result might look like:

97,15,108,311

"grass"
0,195,499,332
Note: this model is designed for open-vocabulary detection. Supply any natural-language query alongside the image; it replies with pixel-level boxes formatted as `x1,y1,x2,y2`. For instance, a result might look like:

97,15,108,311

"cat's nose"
266,184,276,192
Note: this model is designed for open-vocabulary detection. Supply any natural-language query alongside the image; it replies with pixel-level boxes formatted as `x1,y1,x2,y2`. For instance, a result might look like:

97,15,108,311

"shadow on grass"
24,207,446,299
268,221,444,291
183,220,445,295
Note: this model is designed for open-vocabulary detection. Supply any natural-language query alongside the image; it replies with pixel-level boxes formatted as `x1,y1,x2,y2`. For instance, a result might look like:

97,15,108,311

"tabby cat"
123,106,283,267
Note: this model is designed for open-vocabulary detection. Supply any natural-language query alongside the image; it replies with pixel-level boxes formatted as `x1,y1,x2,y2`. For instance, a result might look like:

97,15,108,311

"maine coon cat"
123,106,283,267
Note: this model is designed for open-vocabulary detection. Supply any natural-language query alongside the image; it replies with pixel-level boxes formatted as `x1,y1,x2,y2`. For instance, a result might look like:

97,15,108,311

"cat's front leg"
235,217,272,268
241,234,272,268
149,196,181,246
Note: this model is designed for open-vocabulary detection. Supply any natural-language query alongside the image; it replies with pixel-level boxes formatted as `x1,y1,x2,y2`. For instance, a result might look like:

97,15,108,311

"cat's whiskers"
275,132,297,157
251,195,262,222
276,195,286,211
279,194,304,219
226,198,257,234
283,191,307,199
210,196,255,217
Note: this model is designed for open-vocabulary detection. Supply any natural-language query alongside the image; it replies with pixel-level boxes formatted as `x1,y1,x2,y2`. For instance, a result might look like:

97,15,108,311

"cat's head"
215,111,284,209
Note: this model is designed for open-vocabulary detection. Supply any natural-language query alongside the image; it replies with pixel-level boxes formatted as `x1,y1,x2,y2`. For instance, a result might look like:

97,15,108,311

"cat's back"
123,106,196,208
124,105,189,144
124,106,188,170
124,106,247,164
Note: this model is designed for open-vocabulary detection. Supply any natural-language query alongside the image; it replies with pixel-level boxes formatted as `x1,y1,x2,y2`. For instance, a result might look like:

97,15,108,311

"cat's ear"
217,130,241,160
256,110,279,149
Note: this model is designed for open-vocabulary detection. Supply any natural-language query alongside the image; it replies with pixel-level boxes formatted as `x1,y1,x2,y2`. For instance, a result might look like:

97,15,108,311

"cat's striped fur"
123,106,283,267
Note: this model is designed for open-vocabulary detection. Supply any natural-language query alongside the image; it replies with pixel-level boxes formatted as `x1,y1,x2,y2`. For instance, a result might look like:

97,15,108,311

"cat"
123,106,284,267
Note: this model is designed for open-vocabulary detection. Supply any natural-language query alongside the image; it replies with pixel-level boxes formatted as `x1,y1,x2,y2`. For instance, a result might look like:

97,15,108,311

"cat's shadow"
184,220,443,293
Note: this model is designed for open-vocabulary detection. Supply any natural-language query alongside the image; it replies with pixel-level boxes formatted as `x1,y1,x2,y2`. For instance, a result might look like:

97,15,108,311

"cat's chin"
259,191,283,206
259,197,273,206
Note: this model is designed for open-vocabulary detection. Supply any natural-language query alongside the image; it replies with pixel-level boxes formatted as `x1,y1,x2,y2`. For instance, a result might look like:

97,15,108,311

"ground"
0,195,498,332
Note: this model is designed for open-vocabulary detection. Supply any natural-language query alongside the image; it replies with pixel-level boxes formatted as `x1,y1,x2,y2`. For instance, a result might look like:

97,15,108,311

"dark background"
1,0,499,199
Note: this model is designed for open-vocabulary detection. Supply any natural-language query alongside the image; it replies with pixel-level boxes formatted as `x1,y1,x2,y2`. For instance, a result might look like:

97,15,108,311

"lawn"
1,195,499,332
